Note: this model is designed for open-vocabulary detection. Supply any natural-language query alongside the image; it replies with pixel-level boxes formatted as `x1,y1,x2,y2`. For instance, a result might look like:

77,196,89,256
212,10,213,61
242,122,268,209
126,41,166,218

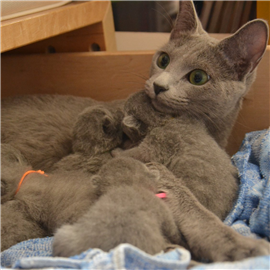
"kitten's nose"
153,83,168,95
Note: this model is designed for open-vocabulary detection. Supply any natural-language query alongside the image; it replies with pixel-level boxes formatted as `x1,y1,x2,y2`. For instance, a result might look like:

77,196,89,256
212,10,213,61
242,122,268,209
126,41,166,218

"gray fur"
148,162,270,261
1,0,269,262
51,105,124,174
1,144,97,250
116,0,269,219
1,95,124,171
116,92,238,220
145,3,268,148
112,0,269,262
1,105,123,251
53,157,183,257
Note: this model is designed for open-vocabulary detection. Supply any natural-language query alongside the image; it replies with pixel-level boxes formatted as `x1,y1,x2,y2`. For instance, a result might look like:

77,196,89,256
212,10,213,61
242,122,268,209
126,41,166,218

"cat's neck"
204,101,242,149
205,74,255,149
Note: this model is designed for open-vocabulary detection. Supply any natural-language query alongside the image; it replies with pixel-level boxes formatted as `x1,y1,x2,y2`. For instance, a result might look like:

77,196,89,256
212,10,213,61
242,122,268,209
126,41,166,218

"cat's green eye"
188,69,210,85
157,52,170,69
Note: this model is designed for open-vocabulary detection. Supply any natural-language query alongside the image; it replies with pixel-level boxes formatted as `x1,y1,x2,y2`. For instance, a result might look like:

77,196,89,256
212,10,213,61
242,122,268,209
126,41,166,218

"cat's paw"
122,115,147,143
214,235,270,262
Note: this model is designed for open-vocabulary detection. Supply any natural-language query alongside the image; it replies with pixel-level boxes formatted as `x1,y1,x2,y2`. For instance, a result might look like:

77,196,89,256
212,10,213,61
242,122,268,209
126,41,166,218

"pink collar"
155,192,166,199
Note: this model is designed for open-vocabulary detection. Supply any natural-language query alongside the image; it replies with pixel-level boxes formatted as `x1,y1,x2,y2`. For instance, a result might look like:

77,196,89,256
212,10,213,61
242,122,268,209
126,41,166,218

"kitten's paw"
53,225,81,257
111,148,124,157
214,236,270,262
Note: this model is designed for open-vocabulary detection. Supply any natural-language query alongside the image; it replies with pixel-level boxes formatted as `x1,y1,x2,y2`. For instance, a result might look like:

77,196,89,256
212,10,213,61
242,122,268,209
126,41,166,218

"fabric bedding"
1,129,270,270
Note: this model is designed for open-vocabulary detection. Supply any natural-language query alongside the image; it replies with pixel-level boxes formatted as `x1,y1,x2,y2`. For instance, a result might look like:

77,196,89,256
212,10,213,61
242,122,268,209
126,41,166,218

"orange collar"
15,170,48,195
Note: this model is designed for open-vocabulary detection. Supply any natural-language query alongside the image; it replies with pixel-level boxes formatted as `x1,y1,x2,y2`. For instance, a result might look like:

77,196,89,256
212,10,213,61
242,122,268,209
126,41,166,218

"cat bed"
1,0,71,21
1,129,270,269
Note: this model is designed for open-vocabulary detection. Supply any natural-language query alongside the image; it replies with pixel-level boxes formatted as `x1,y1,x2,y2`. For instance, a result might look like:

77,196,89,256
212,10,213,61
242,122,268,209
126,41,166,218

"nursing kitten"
53,157,183,257
51,105,123,173
1,107,123,250
1,95,124,171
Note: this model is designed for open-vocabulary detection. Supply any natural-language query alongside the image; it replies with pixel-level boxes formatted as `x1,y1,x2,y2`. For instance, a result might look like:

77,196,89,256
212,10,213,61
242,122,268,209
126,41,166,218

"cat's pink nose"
153,83,168,95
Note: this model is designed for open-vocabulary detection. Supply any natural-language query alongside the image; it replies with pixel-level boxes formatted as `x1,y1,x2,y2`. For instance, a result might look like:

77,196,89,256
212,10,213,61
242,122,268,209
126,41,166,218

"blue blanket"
2,129,270,270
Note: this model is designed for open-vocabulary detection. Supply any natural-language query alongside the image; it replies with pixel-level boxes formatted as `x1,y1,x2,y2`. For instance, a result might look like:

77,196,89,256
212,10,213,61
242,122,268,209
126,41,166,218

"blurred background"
112,1,257,33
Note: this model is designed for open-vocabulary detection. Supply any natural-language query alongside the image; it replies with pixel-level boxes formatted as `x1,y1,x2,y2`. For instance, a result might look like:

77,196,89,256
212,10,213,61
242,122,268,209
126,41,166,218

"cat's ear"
218,20,269,79
170,1,204,39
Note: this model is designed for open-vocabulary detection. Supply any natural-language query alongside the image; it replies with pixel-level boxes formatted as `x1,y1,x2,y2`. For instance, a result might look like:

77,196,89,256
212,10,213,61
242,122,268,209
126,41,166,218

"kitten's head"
145,1,268,121
72,105,124,155
91,157,160,196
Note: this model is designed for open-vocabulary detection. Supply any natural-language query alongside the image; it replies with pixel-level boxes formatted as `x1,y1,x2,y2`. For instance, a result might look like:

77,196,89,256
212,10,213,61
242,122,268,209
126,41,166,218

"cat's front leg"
1,200,47,251
164,185,270,262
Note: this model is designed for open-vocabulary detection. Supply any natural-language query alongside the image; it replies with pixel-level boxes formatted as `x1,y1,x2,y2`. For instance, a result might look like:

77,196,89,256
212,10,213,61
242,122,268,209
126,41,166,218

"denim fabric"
1,129,270,270
224,128,270,240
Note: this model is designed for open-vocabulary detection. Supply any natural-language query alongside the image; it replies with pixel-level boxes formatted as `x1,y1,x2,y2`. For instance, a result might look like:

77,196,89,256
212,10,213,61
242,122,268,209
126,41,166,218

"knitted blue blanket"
2,129,270,270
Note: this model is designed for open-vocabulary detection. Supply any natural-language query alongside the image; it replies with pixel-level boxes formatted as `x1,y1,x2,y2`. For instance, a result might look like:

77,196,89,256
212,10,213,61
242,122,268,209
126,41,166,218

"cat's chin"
150,99,177,115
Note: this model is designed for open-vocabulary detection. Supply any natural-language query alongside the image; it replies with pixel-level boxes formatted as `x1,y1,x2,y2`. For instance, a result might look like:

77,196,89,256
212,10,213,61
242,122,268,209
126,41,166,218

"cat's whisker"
126,72,149,82
124,81,147,88
190,105,224,133
152,3,174,30
115,70,149,82
233,119,252,129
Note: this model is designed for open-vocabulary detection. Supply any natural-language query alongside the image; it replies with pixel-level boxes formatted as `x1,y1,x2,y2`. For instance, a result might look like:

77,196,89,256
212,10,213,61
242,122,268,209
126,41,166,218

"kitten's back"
1,95,123,171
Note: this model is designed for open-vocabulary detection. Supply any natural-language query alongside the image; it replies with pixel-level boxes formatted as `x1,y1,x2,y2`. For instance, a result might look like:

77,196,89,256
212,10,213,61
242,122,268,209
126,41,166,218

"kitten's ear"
170,1,204,39
102,114,115,135
1,143,29,166
218,20,269,79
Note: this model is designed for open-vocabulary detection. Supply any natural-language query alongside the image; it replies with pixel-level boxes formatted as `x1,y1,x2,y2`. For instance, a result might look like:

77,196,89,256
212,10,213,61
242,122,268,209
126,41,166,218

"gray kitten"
51,105,123,174
1,145,97,251
53,157,184,257
1,95,124,171
1,105,123,251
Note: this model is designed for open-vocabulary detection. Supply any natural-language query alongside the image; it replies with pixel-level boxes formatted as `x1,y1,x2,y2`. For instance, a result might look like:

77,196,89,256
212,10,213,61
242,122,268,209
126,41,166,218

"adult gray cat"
115,0,269,219
111,0,269,261
111,92,270,261
1,95,124,172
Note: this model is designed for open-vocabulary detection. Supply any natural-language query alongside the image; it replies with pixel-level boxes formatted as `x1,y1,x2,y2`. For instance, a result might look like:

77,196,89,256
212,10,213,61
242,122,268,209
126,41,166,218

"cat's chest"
147,120,207,162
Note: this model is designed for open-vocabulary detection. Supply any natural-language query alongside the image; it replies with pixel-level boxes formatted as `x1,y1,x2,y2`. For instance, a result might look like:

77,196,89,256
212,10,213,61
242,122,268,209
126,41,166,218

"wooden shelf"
1,1,116,53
